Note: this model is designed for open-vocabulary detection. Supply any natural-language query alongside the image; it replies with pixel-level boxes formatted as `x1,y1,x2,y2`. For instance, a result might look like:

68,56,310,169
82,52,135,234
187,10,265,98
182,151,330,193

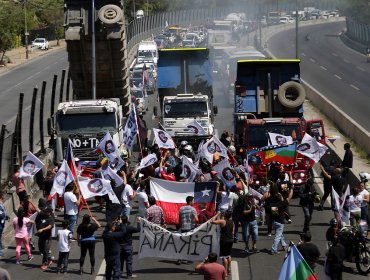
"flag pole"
136,134,143,159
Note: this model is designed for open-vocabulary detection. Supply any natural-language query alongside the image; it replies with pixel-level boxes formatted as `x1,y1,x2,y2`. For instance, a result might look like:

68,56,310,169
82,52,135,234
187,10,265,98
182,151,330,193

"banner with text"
138,219,220,261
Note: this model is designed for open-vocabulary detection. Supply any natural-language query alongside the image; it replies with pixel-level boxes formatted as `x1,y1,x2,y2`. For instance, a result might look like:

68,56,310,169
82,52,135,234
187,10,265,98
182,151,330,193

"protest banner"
139,219,220,261
123,104,138,149
19,151,44,179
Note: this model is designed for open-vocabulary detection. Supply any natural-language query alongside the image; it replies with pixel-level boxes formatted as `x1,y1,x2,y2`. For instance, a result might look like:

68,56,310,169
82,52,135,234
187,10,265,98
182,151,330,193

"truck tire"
277,81,306,109
98,5,123,25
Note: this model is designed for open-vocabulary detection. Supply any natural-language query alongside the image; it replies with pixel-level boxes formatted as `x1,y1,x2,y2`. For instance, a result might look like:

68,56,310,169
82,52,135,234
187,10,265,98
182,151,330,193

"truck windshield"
57,112,117,134
164,101,208,118
248,124,301,148
138,51,154,58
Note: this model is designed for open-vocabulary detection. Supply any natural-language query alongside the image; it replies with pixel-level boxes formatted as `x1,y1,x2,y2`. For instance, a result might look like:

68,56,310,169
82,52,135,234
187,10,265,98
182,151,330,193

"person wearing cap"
297,231,320,271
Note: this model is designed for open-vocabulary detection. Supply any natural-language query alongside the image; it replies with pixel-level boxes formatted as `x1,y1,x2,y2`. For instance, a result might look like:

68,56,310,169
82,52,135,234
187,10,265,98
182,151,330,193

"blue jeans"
105,255,121,280
271,221,287,252
0,224,4,256
65,214,77,234
302,204,314,232
120,245,133,276
242,220,258,242
121,207,131,220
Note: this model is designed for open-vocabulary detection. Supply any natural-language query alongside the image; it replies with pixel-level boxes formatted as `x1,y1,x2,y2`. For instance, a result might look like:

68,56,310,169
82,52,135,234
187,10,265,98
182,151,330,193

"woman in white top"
348,186,363,226
358,182,369,222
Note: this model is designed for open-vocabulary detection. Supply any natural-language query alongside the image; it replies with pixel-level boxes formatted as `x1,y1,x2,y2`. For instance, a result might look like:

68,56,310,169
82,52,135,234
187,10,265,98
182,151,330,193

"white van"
136,10,144,19
279,17,292,24
137,40,158,65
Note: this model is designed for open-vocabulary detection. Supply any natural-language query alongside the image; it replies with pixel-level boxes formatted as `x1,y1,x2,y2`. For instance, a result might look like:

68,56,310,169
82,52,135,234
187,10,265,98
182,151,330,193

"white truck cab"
137,40,158,65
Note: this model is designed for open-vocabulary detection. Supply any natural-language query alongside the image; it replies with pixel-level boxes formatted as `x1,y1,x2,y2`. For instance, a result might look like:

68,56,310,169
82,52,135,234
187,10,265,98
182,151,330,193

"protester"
268,184,288,255
120,171,136,219
18,195,39,250
63,182,81,234
0,268,10,280
136,183,149,218
326,235,346,280
299,178,318,233
35,208,54,270
145,196,165,227
12,209,34,264
358,181,369,224
319,160,336,211
348,186,362,227
195,252,227,280
12,166,27,202
102,222,126,280
211,211,234,276
276,172,293,223
77,214,101,275
57,220,73,274
159,151,176,181
198,202,212,224
118,216,140,278
341,143,353,178
297,231,320,271
0,191,9,257
242,193,259,253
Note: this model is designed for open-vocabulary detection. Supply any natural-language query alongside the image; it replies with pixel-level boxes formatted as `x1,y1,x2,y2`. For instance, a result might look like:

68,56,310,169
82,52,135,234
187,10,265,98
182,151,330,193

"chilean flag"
150,178,217,225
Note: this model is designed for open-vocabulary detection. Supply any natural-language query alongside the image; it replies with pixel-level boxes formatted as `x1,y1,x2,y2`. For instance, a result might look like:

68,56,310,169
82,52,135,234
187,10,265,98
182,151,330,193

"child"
57,220,73,273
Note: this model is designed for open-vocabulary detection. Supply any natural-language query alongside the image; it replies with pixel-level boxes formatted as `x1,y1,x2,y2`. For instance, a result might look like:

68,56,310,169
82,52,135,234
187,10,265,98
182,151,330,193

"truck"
136,40,158,65
153,48,218,145
48,99,125,161
233,60,326,188
64,1,130,112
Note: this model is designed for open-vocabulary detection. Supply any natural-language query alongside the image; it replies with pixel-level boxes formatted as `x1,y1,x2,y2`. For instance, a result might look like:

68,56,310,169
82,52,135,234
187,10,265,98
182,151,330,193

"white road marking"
343,59,350,63
357,66,365,72
320,66,327,70
332,53,338,57
5,104,32,125
301,53,306,56
231,260,239,280
350,84,360,91
334,74,342,80
309,58,316,63
95,259,106,280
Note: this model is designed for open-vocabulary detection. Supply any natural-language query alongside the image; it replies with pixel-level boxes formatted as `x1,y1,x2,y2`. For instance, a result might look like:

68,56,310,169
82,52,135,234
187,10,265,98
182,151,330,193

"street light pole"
24,0,28,60
295,0,299,59
91,0,96,99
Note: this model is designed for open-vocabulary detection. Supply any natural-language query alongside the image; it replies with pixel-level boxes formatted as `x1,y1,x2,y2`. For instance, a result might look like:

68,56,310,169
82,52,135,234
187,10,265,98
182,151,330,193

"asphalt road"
268,21,370,132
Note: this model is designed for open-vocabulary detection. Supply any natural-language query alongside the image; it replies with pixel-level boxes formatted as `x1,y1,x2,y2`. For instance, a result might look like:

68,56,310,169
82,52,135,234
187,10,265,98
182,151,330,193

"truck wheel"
277,81,306,109
98,5,123,25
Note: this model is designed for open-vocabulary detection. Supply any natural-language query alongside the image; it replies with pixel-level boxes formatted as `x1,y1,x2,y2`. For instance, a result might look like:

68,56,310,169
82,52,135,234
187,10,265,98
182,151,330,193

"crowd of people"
0,131,369,280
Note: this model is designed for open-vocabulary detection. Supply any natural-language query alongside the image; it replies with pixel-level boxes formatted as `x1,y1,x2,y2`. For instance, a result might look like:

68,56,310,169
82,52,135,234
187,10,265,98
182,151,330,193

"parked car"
32,38,49,50
154,38,167,49
131,86,148,114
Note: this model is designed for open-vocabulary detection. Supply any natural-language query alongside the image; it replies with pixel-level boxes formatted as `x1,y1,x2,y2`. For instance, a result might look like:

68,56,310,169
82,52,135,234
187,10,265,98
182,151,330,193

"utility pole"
295,0,299,59
24,0,29,60
91,0,96,99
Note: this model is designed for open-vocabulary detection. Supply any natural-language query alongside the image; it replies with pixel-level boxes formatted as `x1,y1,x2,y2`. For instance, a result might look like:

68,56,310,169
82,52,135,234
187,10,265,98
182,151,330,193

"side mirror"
153,106,158,117
47,118,53,136
213,106,218,115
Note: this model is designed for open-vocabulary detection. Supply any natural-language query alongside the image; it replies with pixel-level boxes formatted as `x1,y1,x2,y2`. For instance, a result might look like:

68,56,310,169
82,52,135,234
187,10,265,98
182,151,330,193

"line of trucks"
48,1,326,190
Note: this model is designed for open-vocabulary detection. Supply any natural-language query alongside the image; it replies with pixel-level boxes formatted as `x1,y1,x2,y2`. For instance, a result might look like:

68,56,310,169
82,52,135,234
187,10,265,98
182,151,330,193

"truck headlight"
300,172,305,178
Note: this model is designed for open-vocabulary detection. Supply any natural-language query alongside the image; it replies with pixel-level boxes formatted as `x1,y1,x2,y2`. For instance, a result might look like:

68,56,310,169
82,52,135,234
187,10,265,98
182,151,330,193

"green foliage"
339,0,370,24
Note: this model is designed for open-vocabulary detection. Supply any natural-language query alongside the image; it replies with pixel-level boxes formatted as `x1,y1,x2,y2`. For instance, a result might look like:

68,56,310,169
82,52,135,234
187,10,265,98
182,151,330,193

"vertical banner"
139,219,220,261
123,104,138,150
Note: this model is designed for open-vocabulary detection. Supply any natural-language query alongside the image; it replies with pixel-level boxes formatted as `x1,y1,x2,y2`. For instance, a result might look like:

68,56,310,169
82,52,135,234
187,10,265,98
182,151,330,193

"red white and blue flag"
150,178,217,225
65,140,78,178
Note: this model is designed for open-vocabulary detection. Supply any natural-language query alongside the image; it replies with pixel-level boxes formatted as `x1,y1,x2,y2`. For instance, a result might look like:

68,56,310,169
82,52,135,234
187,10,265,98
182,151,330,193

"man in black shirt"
241,193,259,253
326,235,346,280
118,216,140,278
297,231,320,271
341,143,353,183
103,223,126,280
35,208,55,270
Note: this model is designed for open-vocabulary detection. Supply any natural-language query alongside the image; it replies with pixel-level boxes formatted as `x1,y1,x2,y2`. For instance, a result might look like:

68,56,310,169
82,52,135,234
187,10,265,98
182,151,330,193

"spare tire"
98,5,123,25
277,81,306,109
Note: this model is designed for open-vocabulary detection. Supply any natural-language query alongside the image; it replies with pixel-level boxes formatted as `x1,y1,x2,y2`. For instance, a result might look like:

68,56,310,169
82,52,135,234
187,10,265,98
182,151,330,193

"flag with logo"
185,120,207,136
200,136,228,163
97,132,125,170
212,159,237,188
268,132,293,146
182,155,202,182
153,128,176,149
256,144,297,165
297,133,328,163
102,167,124,187
278,244,318,280
150,178,217,225
19,151,44,179
138,153,158,170
50,160,74,196
332,185,350,226
123,104,138,149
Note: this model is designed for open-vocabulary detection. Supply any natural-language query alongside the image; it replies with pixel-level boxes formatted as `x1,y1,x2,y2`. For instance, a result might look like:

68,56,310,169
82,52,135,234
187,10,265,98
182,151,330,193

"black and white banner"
139,219,220,261
185,120,207,136
97,132,125,170
79,177,120,204
50,160,74,195
102,167,124,187
297,133,328,163
199,136,228,163
268,132,293,146
123,104,138,150
138,153,158,170
20,151,44,179
212,158,237,188
182,155,201,182
153,128,175,149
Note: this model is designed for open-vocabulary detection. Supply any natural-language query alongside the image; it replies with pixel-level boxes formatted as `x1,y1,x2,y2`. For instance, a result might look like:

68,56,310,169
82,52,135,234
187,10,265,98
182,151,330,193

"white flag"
212,158,236,188
185,120,207,136
138,153,158,170
19,151,44,179
97,132,125,170
79,178,109,199
182,156,201,182
153,128,175,149
297,133,328,163
200,136,228,163
106,182,120,204
50,160,74,196
268,132,293,146
341,185,351,226
102,167,124,187
123,104,138,149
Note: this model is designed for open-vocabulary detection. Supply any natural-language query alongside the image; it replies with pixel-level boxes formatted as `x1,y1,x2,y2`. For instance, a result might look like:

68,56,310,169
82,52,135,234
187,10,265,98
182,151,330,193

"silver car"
32,38,49,50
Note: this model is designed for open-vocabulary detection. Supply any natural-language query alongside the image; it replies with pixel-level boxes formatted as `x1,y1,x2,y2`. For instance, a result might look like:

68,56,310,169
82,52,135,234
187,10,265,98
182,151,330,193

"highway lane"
267,21,370,132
